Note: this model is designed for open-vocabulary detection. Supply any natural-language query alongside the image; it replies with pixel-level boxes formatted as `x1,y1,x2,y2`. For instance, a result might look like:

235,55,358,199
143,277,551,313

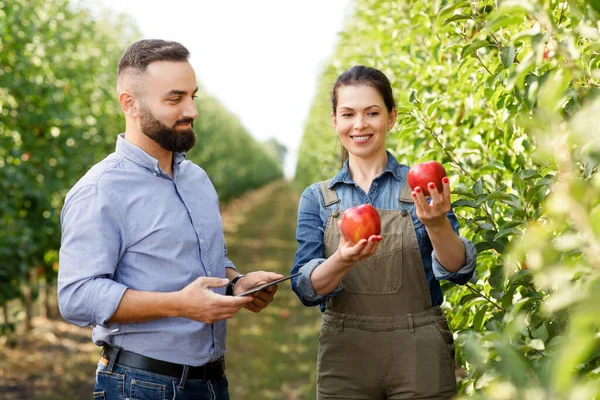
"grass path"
0,179,322,399
223,180,321,400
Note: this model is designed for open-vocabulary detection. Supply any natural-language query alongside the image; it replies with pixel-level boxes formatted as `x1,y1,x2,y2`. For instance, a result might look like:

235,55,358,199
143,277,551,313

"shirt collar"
328,150,403,188
115,134,186,172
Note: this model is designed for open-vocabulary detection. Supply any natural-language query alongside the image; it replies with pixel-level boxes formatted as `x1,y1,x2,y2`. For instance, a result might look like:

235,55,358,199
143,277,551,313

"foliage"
295,0,600,397
0,0,136,329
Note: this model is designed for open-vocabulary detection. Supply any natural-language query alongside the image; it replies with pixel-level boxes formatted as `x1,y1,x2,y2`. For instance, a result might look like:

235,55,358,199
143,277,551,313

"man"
58,39,283,399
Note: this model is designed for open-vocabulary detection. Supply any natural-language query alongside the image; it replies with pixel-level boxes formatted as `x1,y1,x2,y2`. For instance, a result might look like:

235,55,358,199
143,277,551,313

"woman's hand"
336,220,382,265
412,177,451,228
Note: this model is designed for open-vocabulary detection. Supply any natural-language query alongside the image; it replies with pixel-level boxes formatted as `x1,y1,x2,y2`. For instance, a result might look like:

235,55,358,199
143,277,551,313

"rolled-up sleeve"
431,212,477,285
291,186,342,307
58,184,129,328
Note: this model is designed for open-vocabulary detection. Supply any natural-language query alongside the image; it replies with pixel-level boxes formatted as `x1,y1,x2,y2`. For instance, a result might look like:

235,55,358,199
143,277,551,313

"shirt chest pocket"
342,231,403,295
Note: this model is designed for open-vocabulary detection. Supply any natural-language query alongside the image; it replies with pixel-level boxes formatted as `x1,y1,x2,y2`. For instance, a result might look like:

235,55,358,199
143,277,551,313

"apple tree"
296,0,600,397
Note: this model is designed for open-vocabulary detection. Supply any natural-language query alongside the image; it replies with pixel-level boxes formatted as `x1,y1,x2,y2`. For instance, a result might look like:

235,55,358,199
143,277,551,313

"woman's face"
332,84,396,161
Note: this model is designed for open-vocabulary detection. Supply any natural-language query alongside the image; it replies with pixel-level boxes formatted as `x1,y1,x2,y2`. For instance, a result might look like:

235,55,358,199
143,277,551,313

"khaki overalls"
316,180,457,400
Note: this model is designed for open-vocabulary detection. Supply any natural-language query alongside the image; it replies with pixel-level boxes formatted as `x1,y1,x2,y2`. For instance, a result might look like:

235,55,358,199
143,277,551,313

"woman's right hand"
336,220,382,265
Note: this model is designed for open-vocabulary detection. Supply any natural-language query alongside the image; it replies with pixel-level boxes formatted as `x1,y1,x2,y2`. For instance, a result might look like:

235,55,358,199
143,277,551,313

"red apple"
408,161,447,196
339,204,381,243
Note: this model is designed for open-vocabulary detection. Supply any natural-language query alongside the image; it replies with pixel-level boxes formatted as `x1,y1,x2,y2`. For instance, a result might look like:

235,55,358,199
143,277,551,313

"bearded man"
58,39,283,400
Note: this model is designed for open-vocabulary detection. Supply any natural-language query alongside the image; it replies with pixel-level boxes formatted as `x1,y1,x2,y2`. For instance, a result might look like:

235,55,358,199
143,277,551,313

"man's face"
138,61,199,153
138,102,196,153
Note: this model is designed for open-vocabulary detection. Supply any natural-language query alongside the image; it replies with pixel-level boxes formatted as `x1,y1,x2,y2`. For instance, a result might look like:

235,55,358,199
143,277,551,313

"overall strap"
398,179,414,203
318,180,340,207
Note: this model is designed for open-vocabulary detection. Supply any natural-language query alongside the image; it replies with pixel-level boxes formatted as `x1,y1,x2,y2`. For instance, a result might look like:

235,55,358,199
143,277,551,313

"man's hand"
177,277,253,324
234,271,284,313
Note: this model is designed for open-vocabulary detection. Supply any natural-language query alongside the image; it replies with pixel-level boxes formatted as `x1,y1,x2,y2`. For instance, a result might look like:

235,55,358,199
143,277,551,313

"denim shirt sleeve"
290,186,343,307
58,184,129,328
431,210,477,285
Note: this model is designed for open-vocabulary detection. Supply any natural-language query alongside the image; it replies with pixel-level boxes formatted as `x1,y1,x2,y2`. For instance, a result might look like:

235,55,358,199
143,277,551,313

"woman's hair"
331,65,395,166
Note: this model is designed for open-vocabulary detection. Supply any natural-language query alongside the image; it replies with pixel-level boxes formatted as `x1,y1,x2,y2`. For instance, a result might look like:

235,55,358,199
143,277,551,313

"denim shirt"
58,134,234,366
291,151,477,311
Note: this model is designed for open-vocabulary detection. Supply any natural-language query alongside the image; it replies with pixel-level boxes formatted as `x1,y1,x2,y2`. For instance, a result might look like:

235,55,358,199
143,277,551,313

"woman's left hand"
412,177,451,228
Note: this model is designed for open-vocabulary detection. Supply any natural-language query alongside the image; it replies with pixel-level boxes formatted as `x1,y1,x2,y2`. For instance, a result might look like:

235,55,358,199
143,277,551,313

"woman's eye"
341,113,353,117
368,112,379,116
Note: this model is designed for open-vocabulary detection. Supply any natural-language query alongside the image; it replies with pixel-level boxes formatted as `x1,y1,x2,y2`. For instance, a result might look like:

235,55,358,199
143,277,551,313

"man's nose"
183,99,199,120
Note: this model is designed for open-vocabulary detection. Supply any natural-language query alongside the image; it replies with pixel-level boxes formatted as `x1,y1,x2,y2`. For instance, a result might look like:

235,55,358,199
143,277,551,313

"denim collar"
115,133,186,173
328,150,403,189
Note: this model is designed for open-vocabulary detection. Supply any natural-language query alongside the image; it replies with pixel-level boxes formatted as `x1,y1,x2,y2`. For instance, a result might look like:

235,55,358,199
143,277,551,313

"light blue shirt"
58,134,233,366
291,152,477,311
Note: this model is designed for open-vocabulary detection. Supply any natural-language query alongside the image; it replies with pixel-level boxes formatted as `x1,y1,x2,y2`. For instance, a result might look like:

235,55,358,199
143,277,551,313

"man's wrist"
226,274,245,296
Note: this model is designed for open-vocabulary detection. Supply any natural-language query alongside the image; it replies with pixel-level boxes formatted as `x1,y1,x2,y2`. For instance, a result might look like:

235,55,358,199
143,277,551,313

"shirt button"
200,239,204,244
207,271,212,276
373,182,378,186
153,172,158,176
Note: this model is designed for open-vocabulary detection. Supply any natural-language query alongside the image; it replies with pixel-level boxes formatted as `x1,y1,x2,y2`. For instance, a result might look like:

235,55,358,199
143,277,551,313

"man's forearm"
108,289,182,323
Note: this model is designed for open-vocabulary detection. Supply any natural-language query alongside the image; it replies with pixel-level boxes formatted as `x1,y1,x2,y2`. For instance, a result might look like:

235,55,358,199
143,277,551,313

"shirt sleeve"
431,211,477,285
57,184,129,328
290,186,343,307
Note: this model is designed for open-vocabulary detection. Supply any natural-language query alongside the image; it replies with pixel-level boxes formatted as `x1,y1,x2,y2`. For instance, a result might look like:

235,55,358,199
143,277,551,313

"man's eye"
168,98,181,103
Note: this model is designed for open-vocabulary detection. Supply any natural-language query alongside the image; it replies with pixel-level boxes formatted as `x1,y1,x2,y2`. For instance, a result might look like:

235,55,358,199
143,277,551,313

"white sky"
85,0,353,177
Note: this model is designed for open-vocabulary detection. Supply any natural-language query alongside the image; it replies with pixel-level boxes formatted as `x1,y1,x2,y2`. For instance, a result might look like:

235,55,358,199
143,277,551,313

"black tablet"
234,272,301,297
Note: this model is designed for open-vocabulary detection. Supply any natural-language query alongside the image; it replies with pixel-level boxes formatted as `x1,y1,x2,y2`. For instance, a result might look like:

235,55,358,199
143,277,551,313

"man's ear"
118,91,138,117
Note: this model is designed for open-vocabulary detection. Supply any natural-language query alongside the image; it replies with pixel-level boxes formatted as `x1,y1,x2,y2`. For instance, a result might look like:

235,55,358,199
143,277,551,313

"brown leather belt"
101,344,225,381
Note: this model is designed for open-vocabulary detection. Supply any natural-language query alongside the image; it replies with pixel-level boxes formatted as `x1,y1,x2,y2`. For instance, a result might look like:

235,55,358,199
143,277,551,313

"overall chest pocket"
342,231,403,294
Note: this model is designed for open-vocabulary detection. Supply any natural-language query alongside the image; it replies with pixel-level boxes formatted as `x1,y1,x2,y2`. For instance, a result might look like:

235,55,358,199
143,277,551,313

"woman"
290,65,477,399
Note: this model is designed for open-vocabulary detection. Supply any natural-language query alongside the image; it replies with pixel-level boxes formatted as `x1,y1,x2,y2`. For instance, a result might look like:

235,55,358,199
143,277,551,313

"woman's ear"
388,108,397,131
331,112,337,130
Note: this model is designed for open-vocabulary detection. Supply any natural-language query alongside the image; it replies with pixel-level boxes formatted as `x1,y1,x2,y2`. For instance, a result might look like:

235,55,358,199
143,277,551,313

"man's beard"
139,105,197,153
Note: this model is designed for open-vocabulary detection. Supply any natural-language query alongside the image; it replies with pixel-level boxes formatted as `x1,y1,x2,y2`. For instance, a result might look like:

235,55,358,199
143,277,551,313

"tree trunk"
39,280,48,319
22,281,33,332
1,301,8,327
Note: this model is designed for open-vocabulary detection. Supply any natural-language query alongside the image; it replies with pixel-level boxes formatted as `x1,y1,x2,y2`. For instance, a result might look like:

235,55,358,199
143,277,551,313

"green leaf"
437,0,472,21
475,241,494,252
473,179,484,195
486,191,514,202
494,227,523,241
501,46,516,68
452,199,479,208
472,305,489,331
444,14,472,25
461,40,492,59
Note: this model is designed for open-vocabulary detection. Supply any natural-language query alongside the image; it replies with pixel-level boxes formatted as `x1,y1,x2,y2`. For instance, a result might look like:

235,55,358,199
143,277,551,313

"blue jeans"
94,361,230,400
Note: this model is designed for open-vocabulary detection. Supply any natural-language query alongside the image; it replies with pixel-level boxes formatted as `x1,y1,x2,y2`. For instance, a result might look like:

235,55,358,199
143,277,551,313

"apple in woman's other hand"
408,161,447,196
339,204,381,243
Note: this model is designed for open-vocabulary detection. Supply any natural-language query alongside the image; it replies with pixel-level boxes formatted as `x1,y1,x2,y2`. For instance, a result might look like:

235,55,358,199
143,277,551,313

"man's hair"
117,39,190,77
